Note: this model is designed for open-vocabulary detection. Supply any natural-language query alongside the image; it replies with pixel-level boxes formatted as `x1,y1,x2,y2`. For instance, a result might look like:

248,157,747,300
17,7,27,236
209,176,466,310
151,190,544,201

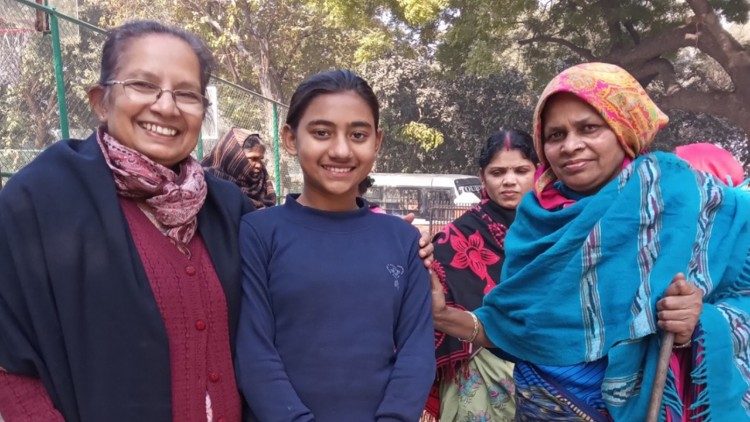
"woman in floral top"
425,130,538,421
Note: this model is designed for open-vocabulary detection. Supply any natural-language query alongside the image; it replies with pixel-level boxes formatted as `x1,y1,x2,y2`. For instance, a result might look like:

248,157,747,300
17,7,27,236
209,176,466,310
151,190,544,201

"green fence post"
49,9,69,139
273,103,281,203
197,134,204,160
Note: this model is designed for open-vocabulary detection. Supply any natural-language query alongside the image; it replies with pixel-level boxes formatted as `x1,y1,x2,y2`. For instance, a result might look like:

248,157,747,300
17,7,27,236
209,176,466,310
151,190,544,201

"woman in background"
425,130,538,421
202,128,277,209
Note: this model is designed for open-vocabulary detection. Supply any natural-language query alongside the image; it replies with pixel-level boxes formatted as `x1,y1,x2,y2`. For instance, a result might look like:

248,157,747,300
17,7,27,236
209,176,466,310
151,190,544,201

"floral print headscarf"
532,62,669,207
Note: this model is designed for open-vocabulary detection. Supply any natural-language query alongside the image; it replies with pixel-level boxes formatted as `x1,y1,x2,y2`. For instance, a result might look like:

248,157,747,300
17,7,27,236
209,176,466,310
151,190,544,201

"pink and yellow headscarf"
532,62,669,207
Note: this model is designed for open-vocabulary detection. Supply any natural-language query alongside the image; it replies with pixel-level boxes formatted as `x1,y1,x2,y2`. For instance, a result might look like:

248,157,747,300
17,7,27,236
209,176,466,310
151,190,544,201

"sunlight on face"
542,93,625,194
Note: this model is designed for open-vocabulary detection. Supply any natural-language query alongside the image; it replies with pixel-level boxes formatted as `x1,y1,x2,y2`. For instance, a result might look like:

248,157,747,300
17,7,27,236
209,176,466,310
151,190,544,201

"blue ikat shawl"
474,152,750,421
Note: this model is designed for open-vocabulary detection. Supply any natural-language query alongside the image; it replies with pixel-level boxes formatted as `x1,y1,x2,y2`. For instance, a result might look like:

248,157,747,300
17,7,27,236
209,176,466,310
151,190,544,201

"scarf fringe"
662,367,683,420
689,331,711,421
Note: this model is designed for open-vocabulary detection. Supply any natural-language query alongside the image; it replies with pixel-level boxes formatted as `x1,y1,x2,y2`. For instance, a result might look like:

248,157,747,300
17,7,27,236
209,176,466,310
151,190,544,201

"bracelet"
673,339,692,349
458,311,479,343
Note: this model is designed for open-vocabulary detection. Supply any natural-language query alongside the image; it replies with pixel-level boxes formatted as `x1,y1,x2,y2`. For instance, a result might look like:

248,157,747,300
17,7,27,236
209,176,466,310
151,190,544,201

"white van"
363,173,481,221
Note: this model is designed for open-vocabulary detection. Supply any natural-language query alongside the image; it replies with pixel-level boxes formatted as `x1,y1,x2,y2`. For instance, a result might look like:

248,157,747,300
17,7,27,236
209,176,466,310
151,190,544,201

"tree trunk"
256,35,284,137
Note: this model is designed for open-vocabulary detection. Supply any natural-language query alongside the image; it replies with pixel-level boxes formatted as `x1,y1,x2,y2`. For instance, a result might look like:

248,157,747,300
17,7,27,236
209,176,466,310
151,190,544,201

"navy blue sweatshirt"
235,195,435,422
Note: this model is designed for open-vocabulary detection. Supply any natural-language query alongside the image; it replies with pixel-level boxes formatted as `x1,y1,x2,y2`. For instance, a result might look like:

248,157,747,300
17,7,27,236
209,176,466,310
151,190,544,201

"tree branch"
630,57,679,91
623,21,640,45
659,88,750,136
276,28,315,82
683,0,750,98
517,35,597,61
605,24,694,67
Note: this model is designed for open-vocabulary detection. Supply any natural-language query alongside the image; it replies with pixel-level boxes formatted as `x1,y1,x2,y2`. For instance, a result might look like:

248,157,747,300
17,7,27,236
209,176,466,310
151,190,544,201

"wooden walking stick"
647,273,695,422
646,328,676,422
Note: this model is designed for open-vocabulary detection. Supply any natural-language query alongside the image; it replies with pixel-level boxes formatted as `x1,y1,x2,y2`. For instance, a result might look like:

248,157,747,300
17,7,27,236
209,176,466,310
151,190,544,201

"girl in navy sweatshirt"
235,70,435,421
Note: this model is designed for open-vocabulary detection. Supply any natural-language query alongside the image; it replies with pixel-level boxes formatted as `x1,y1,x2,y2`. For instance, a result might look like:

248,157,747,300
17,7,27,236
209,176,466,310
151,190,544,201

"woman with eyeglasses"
202,128,277,209
0,21,250,422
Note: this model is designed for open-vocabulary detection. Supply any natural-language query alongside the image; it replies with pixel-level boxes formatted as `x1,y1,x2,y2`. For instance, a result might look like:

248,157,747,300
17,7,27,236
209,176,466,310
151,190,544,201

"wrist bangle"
458,311,479,343
673,339,692,349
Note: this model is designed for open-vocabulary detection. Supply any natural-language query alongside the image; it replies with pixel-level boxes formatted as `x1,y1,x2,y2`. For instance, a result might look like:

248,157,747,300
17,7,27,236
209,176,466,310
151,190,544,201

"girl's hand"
657,273,703,345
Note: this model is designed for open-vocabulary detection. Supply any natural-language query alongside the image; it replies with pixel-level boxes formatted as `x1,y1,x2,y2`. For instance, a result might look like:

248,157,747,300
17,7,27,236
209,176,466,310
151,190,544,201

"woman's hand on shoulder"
417,229,434,268
657,273,703,345
401,213,434,268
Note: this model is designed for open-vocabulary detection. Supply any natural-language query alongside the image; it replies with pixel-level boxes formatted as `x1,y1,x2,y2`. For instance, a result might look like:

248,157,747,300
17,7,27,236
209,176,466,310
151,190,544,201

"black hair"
242,133,266,151
477,129,539,170
99,20,215,94
358,175,375,196
285,70,379,131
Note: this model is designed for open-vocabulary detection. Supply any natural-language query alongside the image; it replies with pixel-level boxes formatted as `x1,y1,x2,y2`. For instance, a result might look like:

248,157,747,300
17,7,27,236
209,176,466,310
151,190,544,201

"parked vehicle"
363,173,481,224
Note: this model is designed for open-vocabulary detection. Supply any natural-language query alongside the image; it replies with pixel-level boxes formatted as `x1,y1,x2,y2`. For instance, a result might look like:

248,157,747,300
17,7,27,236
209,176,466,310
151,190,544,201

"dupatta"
475,151,750,420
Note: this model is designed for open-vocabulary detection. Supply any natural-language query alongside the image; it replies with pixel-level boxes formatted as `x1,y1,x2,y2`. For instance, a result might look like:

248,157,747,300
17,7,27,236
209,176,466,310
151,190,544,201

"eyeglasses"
103,79,209,114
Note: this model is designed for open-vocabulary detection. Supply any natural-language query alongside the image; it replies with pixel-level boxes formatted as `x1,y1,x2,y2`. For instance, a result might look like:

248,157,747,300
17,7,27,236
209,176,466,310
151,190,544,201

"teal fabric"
474,152,750,420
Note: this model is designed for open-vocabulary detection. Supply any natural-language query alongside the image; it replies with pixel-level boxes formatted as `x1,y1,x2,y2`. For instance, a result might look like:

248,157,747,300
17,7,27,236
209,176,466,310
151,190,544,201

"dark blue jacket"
0,133,252,421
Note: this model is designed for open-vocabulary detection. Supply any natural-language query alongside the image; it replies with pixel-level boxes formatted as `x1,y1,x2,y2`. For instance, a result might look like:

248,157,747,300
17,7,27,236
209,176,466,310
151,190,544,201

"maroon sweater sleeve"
0,372,64,421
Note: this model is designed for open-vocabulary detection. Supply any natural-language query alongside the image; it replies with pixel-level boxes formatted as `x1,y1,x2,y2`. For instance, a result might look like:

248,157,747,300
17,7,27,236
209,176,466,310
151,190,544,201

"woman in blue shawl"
431,62,750,421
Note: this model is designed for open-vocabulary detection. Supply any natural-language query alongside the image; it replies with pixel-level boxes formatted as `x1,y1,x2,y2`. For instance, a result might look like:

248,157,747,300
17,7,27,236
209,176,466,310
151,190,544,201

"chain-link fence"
0,0,301,197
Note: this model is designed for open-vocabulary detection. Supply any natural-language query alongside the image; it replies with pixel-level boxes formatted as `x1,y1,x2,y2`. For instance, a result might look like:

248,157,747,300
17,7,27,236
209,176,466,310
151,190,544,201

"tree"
436,0,750,144
0,8,100,150
362,54,534,174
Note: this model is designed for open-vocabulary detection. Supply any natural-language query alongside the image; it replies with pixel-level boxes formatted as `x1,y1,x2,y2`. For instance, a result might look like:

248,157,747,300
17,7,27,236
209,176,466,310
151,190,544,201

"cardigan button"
185,265,197,276
195,320,207,331
208,371,220,382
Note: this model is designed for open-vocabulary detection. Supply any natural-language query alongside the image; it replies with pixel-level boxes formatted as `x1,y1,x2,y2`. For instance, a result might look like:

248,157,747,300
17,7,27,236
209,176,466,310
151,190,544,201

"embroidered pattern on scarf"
97,130,207,249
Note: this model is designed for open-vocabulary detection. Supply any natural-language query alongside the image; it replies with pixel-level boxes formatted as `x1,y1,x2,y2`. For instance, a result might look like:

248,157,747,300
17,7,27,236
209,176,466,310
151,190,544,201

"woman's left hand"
417,230,434,268
657,273,703,345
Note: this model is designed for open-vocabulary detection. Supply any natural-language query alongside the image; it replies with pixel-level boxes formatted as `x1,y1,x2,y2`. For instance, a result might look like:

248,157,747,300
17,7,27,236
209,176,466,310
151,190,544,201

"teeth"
324,166,353,174
143,123,177,136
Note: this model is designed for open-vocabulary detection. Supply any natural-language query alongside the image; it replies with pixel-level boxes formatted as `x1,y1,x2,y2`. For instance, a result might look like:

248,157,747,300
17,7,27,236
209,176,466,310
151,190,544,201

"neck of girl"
297,189,359,212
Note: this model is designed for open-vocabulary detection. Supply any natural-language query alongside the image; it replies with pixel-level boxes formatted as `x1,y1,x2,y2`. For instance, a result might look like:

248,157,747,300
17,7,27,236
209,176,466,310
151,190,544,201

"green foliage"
362,54,533,173
400,121,444,151
398,0,448,26
354,31,394,64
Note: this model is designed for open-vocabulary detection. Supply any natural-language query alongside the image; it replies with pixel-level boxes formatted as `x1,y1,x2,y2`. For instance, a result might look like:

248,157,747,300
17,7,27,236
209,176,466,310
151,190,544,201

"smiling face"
542,93,625,195
282,90,382,211
88,34,205,167
481,149,535,209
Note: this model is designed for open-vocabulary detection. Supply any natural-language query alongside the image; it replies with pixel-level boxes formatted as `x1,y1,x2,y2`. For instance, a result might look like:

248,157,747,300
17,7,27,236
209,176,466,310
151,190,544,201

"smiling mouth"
140,122,178,137
322,165,355,174
563,160,589,170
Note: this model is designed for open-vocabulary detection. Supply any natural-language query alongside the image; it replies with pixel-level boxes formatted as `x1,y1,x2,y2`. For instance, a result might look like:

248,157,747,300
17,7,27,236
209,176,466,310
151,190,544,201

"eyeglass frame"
102,79,211,111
